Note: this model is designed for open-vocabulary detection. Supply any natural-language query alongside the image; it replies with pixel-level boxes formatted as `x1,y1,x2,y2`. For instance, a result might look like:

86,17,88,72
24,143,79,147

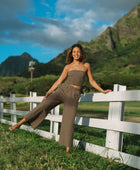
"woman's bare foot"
9,118,26,131
9,123,21,131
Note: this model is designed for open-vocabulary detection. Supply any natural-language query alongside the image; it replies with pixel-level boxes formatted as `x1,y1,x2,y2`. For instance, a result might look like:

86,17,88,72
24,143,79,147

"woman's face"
72,47,81,61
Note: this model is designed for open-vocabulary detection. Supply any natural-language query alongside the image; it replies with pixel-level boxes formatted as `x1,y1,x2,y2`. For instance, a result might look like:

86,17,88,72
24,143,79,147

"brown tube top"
64,70,86,87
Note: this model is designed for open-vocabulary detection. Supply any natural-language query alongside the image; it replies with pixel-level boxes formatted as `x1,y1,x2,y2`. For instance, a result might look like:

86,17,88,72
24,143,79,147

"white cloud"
56,0,140,22
0,0,140,50
41,2,49,7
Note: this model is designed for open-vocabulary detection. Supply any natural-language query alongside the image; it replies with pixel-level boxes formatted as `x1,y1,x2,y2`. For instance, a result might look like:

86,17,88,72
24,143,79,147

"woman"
9,44,111,153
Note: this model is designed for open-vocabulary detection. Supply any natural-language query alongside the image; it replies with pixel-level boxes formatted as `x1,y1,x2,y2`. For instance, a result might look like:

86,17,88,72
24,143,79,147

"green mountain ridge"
0,52,39,77
0,4,140,96
20,4,140,79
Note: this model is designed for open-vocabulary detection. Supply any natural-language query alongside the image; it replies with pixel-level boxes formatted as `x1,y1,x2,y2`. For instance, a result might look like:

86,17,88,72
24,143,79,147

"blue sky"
0,0,140,64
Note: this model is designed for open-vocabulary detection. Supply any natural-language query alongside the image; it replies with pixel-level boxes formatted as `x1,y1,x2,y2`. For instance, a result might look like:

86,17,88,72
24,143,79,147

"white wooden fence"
0,84,140,169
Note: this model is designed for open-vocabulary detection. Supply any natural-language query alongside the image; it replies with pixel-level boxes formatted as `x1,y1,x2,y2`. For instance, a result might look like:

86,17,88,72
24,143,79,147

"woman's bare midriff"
70,84,81,89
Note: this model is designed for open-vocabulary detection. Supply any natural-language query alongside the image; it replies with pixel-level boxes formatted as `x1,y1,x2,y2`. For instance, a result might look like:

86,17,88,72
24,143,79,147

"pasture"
0,101,139,169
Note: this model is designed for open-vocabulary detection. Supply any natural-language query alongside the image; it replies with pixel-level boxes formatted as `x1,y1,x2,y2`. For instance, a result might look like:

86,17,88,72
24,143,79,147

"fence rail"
0,84,140,169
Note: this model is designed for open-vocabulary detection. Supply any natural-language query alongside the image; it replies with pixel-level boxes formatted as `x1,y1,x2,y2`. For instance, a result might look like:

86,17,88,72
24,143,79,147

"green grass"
2,112,140,157
76,101,140,120
4,101,140,119
0,123,136,170
1,100,140,169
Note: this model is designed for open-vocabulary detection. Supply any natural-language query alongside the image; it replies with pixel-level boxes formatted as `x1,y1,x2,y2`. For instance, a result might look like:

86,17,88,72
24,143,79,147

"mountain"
20,4,140,79
0,52,39,77
20,50,68,77
91,3,140,51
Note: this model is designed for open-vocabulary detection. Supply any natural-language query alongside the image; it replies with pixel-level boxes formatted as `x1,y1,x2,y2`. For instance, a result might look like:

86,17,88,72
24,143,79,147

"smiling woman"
9,43,111,154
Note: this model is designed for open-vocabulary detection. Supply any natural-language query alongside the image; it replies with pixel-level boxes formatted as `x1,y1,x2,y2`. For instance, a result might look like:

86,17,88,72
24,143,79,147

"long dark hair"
66,44,86,63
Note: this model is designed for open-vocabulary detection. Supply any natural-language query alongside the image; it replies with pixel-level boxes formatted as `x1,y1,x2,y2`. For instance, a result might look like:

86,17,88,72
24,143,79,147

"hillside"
20,4,140,79
0,52,39,77
0,4,140,95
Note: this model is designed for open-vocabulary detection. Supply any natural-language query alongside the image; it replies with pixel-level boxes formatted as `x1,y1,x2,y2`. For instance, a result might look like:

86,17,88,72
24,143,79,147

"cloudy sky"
0,0,140,64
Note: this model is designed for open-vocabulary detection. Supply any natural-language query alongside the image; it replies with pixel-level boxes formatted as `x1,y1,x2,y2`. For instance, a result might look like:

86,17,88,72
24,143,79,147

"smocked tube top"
64,70,86,87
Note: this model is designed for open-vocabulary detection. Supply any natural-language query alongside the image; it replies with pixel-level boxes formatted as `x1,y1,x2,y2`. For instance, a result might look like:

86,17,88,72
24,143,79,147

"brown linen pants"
24,83,81,147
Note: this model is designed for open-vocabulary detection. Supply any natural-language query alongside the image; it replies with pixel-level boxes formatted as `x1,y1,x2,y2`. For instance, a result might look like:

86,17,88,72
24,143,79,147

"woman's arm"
42,65,68,101
86,63,111,94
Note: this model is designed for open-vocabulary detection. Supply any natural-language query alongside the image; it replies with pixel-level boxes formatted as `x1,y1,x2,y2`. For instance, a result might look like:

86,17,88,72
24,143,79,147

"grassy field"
1,101,139,169
4,101,140,121
0,123,137,170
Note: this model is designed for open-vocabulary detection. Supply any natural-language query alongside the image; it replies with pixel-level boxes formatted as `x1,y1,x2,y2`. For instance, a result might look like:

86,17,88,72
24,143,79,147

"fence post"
0,96,3,119
30,92,37,111
50,105,60,140
105,84,126,151
10,93,17,123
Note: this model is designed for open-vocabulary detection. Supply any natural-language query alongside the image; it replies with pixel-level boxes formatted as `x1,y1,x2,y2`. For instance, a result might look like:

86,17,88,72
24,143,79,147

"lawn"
0,123,136,170
1,100,139,169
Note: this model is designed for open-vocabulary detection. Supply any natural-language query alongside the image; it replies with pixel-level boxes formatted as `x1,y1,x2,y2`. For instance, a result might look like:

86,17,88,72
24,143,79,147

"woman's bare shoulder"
63,64,71,71
84,62,91,68
66,63,74,68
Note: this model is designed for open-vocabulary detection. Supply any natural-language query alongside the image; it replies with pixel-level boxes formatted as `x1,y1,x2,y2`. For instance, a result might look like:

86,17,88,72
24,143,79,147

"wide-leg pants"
24,83,81,147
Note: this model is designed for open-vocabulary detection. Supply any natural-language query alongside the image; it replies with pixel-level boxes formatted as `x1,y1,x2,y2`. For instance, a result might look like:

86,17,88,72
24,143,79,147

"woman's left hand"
103,89,112,94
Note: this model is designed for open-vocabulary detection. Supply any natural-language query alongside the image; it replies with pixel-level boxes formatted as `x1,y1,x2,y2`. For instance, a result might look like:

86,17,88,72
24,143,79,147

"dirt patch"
124,116,140,123
77,114,140,123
